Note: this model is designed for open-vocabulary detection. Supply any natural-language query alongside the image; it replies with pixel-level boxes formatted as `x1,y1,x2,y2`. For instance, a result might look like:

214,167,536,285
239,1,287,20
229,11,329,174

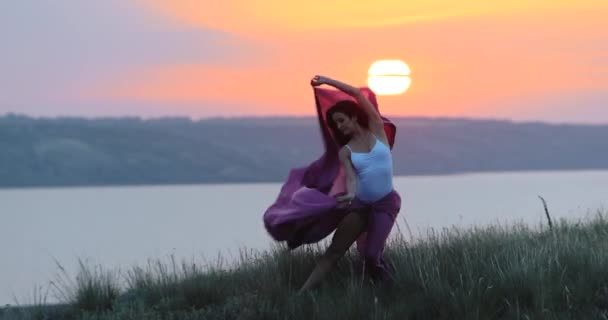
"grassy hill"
3,211,608,319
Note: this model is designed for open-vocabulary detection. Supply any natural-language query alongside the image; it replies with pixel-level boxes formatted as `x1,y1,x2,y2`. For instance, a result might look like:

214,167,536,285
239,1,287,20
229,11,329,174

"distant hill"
1,114,607,188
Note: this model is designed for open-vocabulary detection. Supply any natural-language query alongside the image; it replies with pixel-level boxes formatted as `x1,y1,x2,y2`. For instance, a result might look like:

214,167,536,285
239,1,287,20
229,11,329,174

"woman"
297,75,402,292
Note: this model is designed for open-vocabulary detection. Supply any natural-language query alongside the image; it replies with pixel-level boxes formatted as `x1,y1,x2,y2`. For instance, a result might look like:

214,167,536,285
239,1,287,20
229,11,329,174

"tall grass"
5,211,608,319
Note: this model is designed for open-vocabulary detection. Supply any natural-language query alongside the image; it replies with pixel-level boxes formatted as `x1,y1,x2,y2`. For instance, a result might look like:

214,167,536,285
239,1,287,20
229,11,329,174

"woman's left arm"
311,75,388,143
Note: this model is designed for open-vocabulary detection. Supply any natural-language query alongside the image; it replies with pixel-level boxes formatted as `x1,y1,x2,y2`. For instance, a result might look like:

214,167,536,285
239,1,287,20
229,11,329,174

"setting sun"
367,60,412,95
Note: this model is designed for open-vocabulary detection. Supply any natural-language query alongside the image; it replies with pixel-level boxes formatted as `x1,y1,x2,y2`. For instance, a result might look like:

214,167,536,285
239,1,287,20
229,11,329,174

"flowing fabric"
263,86,401,280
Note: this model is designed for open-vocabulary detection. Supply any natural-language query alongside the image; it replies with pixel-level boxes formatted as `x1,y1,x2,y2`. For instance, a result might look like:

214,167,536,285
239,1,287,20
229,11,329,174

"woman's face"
331,112,356,135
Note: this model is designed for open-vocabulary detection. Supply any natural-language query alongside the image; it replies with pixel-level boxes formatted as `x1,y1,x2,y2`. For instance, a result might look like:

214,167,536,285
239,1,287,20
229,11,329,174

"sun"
367,60,411,95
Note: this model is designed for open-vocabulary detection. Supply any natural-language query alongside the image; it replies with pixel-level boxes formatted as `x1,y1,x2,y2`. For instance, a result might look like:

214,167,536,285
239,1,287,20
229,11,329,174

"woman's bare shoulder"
370,129,390,147
338,145,351,158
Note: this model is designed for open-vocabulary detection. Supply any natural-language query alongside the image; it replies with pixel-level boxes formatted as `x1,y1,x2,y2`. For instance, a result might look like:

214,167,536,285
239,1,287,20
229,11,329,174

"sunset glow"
141,0,608,33
1,0,607,122
367,60,412,95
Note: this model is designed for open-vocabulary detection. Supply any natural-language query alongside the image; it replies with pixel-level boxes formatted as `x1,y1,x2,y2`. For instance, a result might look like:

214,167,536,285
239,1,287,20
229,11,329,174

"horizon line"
2,112,607,126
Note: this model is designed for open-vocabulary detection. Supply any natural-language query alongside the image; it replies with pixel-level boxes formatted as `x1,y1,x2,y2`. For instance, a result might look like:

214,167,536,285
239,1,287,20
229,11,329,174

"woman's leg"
359,210,397,282
298,210,367,293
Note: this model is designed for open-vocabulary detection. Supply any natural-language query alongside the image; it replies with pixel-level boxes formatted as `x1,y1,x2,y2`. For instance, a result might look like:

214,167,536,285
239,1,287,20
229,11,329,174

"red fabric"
263,86,401,280
263,86,398,247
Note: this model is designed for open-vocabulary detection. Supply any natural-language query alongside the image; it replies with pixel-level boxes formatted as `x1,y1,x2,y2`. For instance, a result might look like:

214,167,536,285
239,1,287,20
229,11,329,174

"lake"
2,170,607,305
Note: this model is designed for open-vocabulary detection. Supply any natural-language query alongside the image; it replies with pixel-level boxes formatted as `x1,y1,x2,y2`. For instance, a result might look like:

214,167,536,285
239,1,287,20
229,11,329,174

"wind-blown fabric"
263,86,401,280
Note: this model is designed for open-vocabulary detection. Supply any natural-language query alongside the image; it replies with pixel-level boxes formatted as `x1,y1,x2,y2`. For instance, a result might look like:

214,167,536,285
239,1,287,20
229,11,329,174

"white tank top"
345,135,394,203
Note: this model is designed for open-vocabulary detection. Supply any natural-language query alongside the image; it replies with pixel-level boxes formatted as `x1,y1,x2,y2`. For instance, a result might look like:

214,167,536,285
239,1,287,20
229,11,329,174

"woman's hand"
310,75,327,87
335,192,355,209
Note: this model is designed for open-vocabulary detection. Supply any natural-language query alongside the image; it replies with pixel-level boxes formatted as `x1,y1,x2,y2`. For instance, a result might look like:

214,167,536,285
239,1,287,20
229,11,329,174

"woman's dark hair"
326,100,369,146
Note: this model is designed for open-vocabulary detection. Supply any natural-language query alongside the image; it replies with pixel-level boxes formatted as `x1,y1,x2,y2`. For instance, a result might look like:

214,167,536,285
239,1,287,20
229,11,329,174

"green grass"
4,211,608,319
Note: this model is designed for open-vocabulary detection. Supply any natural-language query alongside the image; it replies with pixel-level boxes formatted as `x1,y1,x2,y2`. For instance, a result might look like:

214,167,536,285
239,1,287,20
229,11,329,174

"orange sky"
142,0,607,32
5,0,604,122
87,0,606,121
